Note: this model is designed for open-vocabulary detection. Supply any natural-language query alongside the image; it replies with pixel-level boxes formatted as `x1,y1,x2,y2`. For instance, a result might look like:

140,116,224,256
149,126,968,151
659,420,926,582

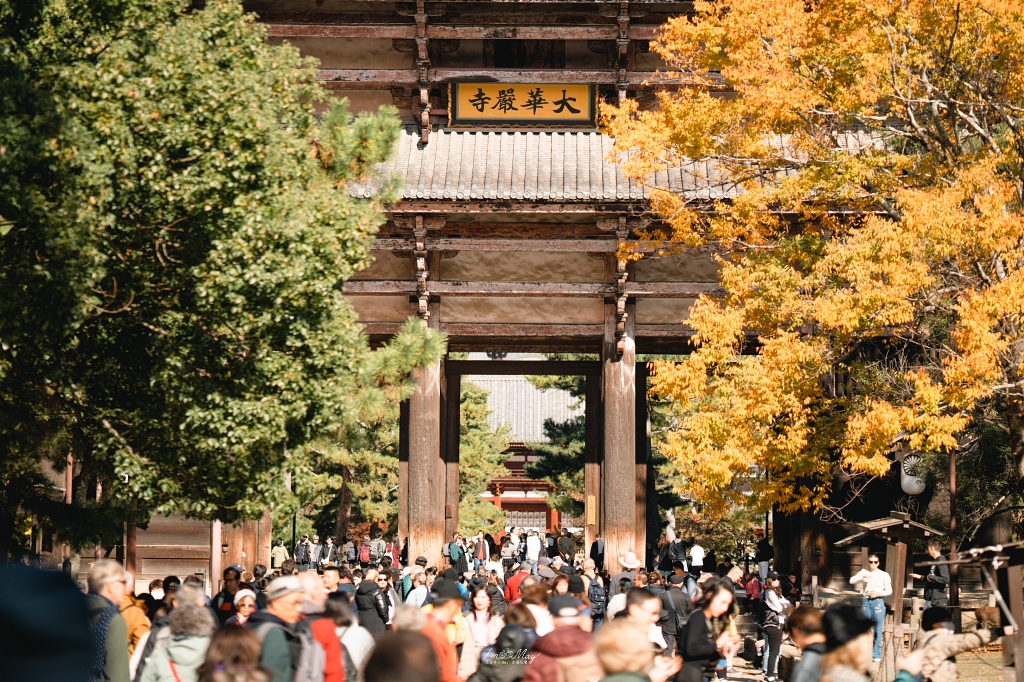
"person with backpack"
245,576,315,682
341,536,356,566
660,573,692,656
324,593,375,675
357,536,372,568
587,570,608,630
369,533,387,568
295,573,345,682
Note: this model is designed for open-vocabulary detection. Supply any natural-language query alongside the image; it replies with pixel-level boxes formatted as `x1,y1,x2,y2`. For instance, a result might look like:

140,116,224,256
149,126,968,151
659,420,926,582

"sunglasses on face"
869,560,879,564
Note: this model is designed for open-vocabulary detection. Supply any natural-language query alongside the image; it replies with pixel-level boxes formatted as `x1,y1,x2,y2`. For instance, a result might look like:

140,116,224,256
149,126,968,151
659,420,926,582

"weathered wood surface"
602,307,637,571
266,24,660,41
343,280,722,297
407,356,446,568
317,68,693,86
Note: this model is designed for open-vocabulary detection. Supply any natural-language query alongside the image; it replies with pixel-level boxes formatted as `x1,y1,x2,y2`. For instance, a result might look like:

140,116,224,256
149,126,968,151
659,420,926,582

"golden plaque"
449,83,595,128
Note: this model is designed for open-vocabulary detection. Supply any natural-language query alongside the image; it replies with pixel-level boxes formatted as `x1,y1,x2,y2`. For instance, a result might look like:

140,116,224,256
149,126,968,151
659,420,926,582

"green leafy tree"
0,0,442,557
458,381,511,535
526,416,587,516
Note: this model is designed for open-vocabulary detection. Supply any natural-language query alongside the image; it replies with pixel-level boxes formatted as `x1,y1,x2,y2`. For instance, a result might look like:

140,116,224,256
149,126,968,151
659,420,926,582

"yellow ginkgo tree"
603,0,1024,518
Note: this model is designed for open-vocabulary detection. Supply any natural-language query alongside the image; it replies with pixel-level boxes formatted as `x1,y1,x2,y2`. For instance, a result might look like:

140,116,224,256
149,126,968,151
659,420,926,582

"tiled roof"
349,128,746,203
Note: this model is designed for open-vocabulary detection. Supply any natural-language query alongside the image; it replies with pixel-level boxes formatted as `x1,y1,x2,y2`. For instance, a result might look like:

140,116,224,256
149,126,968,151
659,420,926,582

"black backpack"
588,579,607,616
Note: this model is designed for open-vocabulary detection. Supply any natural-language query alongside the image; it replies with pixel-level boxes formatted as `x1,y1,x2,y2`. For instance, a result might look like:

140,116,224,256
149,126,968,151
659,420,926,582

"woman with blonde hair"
594,619,680,682
819,603,875,682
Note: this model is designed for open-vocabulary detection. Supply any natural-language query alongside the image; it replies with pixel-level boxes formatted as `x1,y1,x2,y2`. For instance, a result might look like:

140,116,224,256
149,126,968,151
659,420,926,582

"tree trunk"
334,465,353,541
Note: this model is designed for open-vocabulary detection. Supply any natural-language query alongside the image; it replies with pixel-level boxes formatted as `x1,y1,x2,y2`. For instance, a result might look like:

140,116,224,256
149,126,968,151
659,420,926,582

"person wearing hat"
224,589,258,626
566,573,590,624
536,557,557,580
818,602,876,682
420,578,466,682
660,573,691,656
245,575,307,682
522,595,603,682
610,551,642,596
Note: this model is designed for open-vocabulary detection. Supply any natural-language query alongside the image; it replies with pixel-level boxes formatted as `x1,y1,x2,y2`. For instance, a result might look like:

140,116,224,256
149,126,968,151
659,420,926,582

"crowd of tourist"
63,528,1015,682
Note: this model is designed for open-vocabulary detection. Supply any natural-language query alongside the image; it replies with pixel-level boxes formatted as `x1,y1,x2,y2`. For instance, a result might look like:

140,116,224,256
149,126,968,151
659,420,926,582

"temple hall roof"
350,128,749,203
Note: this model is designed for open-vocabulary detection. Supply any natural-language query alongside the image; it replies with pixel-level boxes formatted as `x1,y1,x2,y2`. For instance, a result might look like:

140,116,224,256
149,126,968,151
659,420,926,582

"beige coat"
920,627,1000,682
457,613,505,677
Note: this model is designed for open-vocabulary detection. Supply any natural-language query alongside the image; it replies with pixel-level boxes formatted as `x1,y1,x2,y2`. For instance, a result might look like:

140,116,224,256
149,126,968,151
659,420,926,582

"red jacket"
505,570,530,602
422,615,463,682
522,626,602,682
308,616,345,682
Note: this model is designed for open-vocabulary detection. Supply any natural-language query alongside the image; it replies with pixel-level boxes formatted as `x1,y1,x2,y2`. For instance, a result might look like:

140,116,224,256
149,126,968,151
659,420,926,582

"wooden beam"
315,69,696,86
266,24,660,41
392,202,641,214
371,238,619,252
343,280,721,297
446,359,601,375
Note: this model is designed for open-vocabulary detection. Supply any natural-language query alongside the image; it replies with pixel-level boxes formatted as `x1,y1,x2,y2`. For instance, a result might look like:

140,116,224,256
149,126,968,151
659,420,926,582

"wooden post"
882,540,908,680
125,500,137,578
811,575,820,608
408,355,446,568
635,356,648,567
998,563,1024,682
949,449,961,631
444,372,462,539
257,509,273,569
602,301,636,570
399,400,410,547
210,520,222,598
584,374,602,568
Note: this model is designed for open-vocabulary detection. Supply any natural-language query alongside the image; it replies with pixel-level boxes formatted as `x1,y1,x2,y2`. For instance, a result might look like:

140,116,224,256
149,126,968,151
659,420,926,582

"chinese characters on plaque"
450,83,595,127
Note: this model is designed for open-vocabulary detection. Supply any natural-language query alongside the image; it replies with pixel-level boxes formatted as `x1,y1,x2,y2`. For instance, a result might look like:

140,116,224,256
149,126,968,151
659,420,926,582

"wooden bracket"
415,1,432,145
413,216,430,320
613,216,630,355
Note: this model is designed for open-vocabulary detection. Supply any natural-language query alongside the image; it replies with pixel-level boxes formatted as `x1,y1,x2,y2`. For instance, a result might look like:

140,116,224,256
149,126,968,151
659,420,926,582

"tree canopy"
604,0,1024,520
0,0,441,556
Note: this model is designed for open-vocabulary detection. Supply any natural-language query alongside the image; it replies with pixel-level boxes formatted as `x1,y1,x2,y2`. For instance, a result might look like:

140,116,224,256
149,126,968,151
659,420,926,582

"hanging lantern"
900,453,926,495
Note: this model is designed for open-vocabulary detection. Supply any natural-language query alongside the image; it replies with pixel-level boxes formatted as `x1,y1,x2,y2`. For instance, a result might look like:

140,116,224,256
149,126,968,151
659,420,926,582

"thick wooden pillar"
407,354,446,568
602,302,637,570
399,400,410,546
584,375,602,564
210,521,222,598
444,372,461,539
999,563,1024,682
635,360,650,567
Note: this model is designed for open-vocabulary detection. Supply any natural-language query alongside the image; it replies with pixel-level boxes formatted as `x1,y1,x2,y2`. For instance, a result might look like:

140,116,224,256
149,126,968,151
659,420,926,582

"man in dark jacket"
354,571,390,633
661,574,692,655
911,538,951,608
212,566,242,626
246,576,306,682
293,534,311,572
85,559,130,682
589,534,605,570
522,595,603,682
557,529,575,563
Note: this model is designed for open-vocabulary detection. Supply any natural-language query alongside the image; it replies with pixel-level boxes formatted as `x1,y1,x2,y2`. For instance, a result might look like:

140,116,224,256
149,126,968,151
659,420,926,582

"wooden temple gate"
248,0,734,567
